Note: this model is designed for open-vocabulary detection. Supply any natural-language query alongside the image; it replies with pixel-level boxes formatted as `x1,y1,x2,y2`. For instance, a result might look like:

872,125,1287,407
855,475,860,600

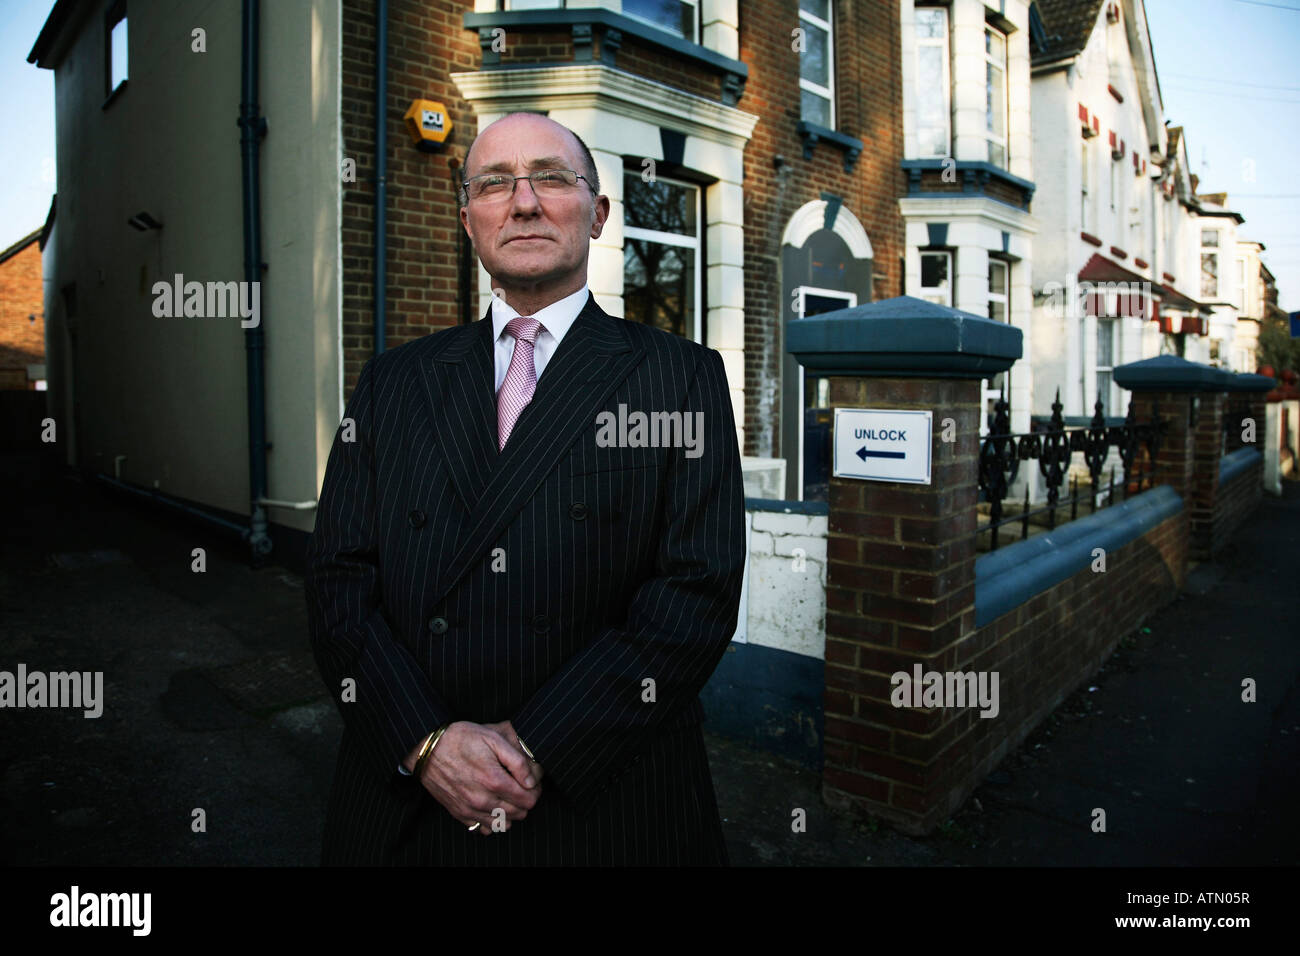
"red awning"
1154,281,1211,314
1077,253,1153,319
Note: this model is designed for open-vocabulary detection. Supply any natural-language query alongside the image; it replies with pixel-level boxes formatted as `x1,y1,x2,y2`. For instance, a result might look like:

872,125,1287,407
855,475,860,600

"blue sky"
1146,0,1300,310
1,0,57,248
1,0,1296,310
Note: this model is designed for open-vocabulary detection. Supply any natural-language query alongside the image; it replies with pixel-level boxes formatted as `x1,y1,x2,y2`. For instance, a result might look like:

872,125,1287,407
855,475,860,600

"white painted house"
1029,0,1245,427
899,0,1037,437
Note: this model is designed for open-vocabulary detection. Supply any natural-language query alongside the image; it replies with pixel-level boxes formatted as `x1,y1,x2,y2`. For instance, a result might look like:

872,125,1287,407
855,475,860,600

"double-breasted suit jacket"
305,292,746,865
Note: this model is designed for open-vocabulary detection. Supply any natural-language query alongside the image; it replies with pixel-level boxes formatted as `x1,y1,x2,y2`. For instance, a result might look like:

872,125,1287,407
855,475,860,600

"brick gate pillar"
1115,356,1243,560
786,295,1020,834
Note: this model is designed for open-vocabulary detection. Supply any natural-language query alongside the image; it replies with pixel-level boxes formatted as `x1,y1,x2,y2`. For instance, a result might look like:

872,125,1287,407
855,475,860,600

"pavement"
1,448,1296,866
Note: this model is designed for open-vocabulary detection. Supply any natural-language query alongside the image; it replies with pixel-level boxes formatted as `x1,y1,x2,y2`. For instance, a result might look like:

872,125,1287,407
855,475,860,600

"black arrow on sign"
857,446,906,461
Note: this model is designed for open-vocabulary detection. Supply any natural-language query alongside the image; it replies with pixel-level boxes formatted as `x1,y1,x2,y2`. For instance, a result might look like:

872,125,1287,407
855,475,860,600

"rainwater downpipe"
374,0,388,356
239,0,272,560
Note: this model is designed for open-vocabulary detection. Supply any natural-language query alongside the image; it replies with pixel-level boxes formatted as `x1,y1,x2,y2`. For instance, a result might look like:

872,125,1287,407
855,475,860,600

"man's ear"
589,195,611,240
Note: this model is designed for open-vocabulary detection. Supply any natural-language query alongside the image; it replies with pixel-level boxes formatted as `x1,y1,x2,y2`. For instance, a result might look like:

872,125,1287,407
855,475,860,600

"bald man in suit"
306,112,745,865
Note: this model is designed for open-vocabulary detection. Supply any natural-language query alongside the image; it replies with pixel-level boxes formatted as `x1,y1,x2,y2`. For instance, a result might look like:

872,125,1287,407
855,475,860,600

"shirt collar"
491,284,589,348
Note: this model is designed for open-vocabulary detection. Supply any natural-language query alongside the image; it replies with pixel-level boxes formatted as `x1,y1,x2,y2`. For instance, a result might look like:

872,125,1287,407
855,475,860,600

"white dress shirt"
490,284,589,393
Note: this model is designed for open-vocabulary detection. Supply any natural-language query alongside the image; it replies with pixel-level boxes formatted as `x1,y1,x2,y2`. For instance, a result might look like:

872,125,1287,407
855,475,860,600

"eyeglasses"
462,169,594,202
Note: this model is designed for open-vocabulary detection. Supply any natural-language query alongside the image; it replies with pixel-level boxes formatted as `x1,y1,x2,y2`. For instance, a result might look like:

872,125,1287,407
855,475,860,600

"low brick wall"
1212,449,1263,555
823,486,1187,834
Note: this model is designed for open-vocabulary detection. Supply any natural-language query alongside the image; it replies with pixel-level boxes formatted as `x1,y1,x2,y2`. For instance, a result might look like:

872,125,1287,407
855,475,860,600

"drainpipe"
374,0,388,355
239,0,272,560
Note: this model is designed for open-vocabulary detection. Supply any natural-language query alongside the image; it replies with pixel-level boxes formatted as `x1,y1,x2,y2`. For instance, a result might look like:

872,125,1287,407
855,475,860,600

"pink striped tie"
497,316,542,451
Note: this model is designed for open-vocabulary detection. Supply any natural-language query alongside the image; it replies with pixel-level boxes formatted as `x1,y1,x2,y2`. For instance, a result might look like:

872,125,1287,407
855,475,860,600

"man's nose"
510,176,542,212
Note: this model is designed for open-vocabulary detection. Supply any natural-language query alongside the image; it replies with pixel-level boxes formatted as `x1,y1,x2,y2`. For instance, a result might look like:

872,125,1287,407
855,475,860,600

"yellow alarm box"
404,100,452,149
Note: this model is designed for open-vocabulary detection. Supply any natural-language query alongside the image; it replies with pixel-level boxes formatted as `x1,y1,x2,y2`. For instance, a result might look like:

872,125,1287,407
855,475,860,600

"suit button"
408,509,426,529
428,616,448,635
569,502,588,520
533,614,549,633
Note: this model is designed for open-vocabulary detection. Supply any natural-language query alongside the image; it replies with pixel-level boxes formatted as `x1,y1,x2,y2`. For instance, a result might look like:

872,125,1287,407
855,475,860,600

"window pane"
1201,253,1218,298
916,46,948,156
801,87,831,127
110,17,128,89
989,261,1006,295
1097,318,1115,367
800,23,829,86
1096,371,1113,413
916,8,946,38
1201,229,1219,247
986,63,1005,138
804,293,851,316
624,239,694,339
800,0,829,21
985,26,1005,64
505,0,562,9
623,173,696,236
921,253,948,289
624,0,691,38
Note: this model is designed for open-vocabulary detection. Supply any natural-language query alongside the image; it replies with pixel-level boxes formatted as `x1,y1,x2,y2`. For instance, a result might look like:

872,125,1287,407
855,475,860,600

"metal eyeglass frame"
461,169,596,202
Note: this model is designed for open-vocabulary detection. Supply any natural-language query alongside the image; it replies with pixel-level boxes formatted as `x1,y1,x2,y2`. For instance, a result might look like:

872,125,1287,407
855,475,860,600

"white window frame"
622,172,703,344
1081,139,1091,230
987,259,1008,322
983,259,1011,436
983,22,1008,168
1096,317,1117,415
914,5,951,158
793,285,856,502
799,1,835,128
621,0,701,44
919,250,952,306
1235,256,1247,312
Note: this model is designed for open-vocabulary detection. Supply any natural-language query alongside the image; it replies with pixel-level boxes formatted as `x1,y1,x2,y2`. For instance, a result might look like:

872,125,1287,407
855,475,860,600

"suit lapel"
423,292,645,607
423,309,498,513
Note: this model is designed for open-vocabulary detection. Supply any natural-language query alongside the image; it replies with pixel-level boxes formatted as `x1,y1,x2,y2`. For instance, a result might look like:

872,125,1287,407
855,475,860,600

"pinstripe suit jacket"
305,292,746,865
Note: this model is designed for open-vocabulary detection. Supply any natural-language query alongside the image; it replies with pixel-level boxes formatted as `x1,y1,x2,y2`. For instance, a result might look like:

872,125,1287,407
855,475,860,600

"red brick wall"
1212,455,1262,555
0,239,45,389
825,501,1187,834
738,0,903,457
341,0,481,395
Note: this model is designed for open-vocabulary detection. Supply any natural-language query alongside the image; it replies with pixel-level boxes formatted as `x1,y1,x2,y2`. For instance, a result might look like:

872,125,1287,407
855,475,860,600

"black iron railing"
977,389,1166,551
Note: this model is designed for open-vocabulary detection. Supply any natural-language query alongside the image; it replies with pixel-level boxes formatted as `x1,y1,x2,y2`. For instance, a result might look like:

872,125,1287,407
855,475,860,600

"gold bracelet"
413,723,451,776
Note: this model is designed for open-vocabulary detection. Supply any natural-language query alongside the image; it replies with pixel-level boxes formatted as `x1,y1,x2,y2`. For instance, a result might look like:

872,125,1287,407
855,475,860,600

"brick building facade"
0,231,46,391
340,0,904,499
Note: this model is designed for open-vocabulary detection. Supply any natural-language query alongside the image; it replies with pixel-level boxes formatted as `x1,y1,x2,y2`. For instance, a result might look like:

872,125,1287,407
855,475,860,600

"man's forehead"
474,154,569,174
468,117,578,173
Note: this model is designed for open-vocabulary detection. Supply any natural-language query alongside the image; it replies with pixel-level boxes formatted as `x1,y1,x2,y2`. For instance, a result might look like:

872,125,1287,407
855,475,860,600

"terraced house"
1029,0,1248,427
